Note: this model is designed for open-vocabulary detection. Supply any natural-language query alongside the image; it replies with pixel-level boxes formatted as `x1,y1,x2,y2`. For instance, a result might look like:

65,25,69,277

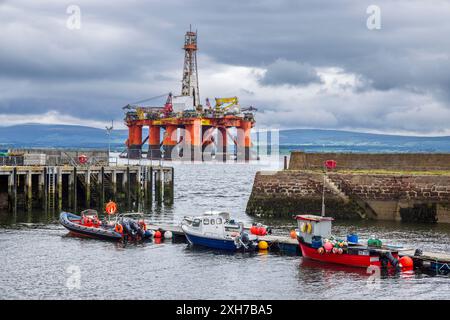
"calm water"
1,162,449,300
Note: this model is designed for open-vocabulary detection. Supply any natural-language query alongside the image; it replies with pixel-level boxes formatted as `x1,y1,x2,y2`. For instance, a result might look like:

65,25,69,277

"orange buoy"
154,230,162,238
114,223,123,234
399,256,414,269
290,230,297,239
258,227,267,236
250,226,258,235
105,201,117,215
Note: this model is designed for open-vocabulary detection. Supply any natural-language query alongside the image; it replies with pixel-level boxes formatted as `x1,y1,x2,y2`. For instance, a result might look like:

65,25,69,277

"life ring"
78,154,88,164
105,201,117,215
115,223,123,234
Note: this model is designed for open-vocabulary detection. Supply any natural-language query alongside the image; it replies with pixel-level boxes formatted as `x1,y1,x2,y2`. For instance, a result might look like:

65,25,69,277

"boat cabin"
295,215,333,244
182,212,243,238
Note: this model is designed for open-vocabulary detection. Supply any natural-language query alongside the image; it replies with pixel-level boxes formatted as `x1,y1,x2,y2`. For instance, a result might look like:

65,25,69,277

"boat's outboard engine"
121,219,135,238
413,249,423,269
237,232,256,251
241,232,250,244
380,252,401,272
129,219,145,238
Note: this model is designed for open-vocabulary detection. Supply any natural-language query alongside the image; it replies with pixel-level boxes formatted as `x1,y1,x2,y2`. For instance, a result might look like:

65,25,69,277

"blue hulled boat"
181,212,256,251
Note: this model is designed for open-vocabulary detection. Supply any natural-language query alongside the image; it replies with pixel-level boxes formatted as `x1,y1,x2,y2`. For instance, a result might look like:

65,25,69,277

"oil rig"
123,28,256,161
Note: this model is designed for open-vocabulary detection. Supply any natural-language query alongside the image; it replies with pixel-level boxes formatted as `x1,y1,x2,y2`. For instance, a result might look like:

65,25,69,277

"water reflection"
1,163,449,299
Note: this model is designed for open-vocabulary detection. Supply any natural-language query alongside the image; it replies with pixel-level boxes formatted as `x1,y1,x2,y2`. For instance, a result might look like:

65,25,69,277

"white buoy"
164,231,173,239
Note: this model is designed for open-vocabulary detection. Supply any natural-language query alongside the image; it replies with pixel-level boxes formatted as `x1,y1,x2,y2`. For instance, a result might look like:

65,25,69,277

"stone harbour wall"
246,170,450,223
329,174,450,202
289,152,450,171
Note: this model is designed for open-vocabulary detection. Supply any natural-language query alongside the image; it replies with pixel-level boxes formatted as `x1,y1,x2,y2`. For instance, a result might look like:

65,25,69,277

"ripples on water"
1,163,449,299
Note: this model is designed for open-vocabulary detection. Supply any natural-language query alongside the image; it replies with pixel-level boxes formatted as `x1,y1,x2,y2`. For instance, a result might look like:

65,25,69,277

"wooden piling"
38,172,44,207
57,167,62,211
163,168,174,205
26,170,32,211
111,169,117,197
43,167,47,210
155,168,162,203
100,167,105,208
85,168,91,207
126,166,131,209
8,168,17,212
73,167,77,212
148,167,153,205
136,166,142,203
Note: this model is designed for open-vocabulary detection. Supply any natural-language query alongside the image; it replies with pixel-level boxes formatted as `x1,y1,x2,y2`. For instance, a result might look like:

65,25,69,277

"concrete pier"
0,165,174,213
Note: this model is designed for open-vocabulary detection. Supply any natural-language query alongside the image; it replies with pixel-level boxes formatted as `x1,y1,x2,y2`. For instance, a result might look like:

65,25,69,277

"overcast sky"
1,0,450,135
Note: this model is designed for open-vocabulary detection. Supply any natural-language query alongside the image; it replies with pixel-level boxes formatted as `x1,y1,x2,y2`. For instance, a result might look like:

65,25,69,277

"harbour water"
1,162,449,299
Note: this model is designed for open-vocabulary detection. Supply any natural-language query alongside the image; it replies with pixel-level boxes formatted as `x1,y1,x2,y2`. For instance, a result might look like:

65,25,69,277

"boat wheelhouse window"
193,219,201,227
203,219,209,225
210,219,215,225
216,218,222,224
225,226,240,232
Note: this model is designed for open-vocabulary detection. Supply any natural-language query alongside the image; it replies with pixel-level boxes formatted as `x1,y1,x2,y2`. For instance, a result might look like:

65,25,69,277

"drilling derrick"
181,28,200,106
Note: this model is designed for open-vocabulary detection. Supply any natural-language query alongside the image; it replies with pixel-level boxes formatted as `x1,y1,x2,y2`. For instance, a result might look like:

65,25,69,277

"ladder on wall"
47,166,56,210
139,166,147,201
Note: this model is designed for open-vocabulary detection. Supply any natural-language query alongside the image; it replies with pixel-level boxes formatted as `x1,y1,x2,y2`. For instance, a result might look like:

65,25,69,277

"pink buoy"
324,242,333,253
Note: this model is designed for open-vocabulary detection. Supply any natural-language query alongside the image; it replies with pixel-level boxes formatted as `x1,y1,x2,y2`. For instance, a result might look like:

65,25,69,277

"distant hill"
0,123,449,153
0,124,129,150
278,129,450,153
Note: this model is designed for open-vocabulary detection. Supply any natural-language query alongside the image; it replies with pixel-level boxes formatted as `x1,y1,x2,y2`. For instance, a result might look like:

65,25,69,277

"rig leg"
148,125,161,160
217,127,228,162
237,121,252,162
185,119,202,162
162,125,178,160
127,124,143,159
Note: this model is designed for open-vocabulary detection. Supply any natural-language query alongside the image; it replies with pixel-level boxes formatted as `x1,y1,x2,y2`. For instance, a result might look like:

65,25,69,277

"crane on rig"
123,93,174,120
214,97,240,114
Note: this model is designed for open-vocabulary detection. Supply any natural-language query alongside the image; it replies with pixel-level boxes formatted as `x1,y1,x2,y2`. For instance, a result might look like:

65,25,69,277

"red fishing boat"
295,215,401,269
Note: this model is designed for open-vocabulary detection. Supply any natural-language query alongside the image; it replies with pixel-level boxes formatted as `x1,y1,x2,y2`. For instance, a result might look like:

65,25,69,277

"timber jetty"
0,149,174,213
247,152,450,223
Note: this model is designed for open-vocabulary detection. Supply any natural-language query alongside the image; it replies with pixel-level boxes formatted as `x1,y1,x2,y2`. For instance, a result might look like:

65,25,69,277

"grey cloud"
0,0,449,134
259,59,322,86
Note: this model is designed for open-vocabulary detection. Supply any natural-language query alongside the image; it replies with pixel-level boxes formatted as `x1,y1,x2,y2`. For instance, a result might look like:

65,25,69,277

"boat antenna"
321,166,326,217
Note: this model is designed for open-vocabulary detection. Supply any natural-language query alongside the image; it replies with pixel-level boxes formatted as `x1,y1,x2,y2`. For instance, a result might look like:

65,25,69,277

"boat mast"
321,172,326,217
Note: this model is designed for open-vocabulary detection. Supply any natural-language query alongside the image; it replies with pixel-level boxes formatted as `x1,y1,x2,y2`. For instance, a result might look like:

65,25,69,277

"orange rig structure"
123,28,256,161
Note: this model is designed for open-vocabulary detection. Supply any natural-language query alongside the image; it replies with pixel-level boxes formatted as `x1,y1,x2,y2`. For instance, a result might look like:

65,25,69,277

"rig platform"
123,28,256,161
